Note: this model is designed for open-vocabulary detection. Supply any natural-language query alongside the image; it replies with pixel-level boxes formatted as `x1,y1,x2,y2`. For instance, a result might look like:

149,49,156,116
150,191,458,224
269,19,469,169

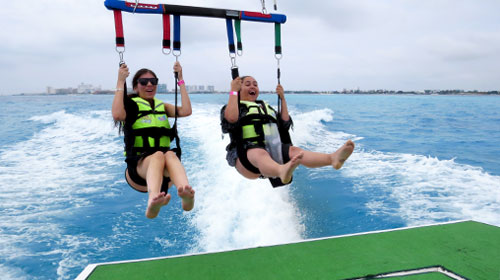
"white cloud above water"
1,0,499,94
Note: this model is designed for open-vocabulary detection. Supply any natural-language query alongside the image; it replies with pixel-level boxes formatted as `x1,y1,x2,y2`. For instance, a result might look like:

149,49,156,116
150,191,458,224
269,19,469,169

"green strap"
274,23,282,54
235,19,243,53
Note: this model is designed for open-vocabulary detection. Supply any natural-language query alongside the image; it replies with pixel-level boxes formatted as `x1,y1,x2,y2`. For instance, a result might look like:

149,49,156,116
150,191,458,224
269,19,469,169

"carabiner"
162,47,172,55
133,0,139,13
116,47,125,64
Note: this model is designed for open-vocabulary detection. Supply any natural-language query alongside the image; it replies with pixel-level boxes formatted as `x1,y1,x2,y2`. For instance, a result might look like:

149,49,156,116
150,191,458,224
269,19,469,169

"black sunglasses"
138,78,159,86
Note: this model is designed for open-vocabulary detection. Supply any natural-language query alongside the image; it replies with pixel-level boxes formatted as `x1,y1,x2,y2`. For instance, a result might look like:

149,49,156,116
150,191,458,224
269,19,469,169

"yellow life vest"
239,100,278,144
124,97,174,156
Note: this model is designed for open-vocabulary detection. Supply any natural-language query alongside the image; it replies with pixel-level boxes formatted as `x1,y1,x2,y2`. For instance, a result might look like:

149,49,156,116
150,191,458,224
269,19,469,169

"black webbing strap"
172,70,181,159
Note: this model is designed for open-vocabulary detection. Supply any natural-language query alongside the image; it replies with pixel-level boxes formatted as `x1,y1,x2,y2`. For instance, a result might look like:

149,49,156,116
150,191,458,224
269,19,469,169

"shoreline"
7,91,500,96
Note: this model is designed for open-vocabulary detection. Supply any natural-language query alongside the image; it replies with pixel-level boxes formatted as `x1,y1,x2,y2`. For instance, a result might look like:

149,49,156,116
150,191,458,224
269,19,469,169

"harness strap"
133,127,176,137
235,19,243,55
226,18,236,54
113,10,125,47
129,126,176,155
275,23,282,85
274,23,282,56
173,15,181,53
162,13,171,54
172,63,181,159
237,144,261,174
226,18,240,79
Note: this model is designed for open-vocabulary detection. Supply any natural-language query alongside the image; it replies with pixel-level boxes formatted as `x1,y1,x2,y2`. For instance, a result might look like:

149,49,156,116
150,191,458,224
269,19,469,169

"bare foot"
146,192,171,219
280,152,304,184
178,185,195,211
331,140,355,170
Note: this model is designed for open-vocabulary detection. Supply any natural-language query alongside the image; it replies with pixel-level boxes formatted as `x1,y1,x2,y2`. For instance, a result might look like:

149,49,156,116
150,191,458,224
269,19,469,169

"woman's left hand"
174,61,183,80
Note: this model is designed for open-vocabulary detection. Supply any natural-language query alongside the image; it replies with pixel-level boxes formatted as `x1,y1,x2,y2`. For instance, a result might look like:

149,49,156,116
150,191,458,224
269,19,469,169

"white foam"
0,264,28,280
179,104,305,252
283,107,500,227
344,150,500,227
0,110,123,279
290,107,360,152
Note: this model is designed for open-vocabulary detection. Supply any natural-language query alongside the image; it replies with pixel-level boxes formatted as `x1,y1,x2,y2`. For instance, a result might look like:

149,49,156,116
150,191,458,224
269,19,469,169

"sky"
1,0,499,94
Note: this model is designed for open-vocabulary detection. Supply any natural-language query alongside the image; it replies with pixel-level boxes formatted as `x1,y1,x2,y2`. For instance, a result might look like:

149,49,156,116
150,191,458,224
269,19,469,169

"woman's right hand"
230,77,241,93
118,63,129,83
173,61,183,80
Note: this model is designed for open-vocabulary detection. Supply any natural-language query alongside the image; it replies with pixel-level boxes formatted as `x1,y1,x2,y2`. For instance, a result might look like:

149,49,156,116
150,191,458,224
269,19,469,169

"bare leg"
247,148,303,184
289,140,355,170
164,151,195,211
235,159,261,180
137,152,172,219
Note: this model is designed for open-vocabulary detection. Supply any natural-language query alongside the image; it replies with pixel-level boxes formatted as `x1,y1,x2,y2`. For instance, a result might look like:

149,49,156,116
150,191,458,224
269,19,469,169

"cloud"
1,0,499,94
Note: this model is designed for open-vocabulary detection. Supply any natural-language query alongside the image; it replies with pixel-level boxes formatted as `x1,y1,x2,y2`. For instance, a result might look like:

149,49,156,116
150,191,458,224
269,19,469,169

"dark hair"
114,68,158,134
132,68,158,91
240,76,252,83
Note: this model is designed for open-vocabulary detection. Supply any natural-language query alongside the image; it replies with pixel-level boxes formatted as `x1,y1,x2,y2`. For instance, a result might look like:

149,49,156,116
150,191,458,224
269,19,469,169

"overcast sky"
1,0,499,94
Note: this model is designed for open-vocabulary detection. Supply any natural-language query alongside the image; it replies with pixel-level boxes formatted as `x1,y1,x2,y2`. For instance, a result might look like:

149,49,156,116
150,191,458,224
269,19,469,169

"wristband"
115,88,124,92
230,91,238,96
177,80,185,86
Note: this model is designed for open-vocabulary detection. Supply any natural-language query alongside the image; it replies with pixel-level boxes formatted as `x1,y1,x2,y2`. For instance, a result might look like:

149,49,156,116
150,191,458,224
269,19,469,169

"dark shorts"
226,142,263,167
125,156,171,193
227,142,292,174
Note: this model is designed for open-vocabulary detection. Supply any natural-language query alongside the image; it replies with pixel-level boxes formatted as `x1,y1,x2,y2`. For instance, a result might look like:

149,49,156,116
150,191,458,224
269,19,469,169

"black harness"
229,99,293,187
123,97,181,160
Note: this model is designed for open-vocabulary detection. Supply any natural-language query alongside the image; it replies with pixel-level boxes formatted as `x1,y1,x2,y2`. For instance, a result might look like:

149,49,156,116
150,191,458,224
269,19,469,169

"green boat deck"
77,220,500,279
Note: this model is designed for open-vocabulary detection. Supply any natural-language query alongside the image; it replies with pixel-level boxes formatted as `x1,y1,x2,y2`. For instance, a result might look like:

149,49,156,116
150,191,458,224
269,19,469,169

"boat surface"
77,220,500,279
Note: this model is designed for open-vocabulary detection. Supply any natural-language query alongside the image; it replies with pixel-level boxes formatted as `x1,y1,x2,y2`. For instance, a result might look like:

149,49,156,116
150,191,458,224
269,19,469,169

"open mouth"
249,90,256,96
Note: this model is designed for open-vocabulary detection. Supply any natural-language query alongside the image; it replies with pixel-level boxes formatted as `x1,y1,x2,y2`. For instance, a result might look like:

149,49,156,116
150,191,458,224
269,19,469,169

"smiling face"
132,69,158,100
135,73,156,100
240,76,259,101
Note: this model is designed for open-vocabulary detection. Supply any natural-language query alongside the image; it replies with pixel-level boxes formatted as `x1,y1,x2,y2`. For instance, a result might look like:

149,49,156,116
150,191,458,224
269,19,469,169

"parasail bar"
104,0,286,23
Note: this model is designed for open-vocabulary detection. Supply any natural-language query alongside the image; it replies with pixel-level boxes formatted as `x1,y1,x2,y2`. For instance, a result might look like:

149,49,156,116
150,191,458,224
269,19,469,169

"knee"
289,146,303,156
150,151,166,163
164,151,179,162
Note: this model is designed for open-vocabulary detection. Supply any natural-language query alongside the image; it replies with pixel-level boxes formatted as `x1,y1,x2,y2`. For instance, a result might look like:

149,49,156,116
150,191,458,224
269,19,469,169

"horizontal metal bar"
104,0,286,23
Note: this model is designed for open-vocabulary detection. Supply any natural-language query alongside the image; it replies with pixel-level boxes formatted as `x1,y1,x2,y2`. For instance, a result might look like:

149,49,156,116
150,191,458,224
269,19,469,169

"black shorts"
125,156,171,193
226,141,264,167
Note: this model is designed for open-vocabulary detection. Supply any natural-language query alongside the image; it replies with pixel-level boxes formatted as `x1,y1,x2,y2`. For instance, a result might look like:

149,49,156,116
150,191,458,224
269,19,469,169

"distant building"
55,88,77,94
46,87,56,94
46,82,216,95
77,83,97,94
157,83,168,93
186,85,215,93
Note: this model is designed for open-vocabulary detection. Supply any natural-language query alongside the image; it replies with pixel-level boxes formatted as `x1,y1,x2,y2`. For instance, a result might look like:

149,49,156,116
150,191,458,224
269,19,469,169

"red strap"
162,13,171,49
113,10,125,47
242,11,272,19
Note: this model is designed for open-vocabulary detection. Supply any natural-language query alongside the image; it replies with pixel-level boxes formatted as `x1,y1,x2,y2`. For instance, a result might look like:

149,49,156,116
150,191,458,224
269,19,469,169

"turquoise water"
0,94,499,279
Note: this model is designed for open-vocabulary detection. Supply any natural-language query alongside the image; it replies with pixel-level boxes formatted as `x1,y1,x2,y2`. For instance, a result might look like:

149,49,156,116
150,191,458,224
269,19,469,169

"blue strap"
226,18,236,54
173,15,181,51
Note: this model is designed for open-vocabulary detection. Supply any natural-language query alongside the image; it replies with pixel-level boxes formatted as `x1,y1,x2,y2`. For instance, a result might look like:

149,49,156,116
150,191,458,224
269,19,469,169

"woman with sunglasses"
112,62,194,219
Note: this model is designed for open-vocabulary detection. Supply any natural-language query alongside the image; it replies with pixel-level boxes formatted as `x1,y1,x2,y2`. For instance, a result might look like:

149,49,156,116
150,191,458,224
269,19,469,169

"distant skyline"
1,0,500,95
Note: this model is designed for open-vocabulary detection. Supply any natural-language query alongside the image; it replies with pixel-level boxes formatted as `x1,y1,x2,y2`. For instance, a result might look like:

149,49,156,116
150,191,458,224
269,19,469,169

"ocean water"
0,93,499,279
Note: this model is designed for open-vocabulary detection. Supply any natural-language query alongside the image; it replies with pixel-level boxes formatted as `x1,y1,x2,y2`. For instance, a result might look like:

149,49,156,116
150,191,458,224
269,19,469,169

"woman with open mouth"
221,76,355,187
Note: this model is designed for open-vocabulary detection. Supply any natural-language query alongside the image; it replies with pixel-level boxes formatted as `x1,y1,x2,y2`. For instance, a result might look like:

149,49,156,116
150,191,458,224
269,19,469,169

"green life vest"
228,99,294,187
239,100,279,145
124,96,174,156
